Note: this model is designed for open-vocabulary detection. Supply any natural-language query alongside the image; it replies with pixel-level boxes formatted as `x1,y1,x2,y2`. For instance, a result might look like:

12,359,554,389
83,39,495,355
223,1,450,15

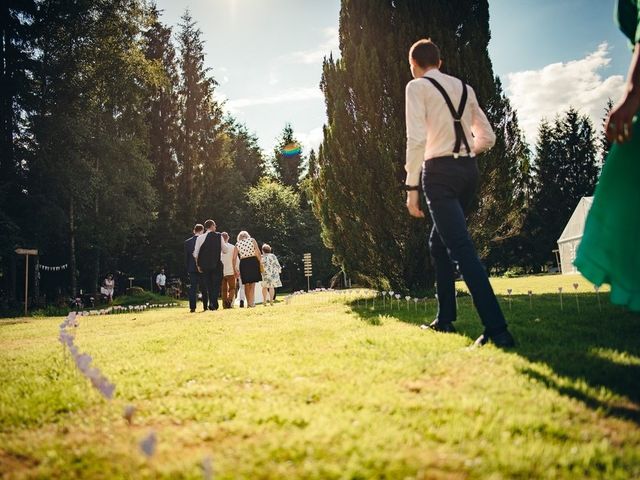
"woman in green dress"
574,0,640,311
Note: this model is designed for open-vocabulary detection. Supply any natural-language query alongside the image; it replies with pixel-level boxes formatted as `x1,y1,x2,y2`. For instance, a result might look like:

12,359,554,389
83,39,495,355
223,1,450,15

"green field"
1,276,639,479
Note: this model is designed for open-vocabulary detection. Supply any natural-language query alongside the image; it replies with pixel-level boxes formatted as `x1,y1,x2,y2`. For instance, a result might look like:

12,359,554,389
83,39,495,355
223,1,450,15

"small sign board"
15,248,38,256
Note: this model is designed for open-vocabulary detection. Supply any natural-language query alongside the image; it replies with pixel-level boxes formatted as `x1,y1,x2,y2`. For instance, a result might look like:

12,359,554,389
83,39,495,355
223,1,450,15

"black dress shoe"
474,329,516,348
422,319,457,333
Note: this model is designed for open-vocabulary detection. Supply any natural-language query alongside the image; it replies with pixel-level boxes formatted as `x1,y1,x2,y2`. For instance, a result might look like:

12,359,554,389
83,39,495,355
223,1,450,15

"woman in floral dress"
261,244,282,306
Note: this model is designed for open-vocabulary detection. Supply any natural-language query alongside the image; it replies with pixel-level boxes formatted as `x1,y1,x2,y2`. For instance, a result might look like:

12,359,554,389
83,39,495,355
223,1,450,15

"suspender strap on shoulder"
423,77,471,157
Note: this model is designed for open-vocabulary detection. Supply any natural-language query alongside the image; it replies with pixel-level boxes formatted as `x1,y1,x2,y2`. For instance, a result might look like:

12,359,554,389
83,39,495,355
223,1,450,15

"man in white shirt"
404,38,515,348
220,232,237,309
156,269,166,295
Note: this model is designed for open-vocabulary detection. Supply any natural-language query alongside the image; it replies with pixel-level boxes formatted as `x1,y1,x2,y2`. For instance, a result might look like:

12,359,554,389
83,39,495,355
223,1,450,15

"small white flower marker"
394,293,401,309
558,287,563,311
594,285,602,311
413,297,419,312
528,290,533,309
573,283,580,312
405,295,411,310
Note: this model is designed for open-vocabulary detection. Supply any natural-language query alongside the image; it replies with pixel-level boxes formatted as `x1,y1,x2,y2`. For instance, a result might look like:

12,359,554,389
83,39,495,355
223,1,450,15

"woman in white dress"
260,244,282,306
101,273,115,303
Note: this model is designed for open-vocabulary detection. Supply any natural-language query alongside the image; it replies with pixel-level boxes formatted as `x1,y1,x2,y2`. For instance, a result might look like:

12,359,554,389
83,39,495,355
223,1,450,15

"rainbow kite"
282,143,301,157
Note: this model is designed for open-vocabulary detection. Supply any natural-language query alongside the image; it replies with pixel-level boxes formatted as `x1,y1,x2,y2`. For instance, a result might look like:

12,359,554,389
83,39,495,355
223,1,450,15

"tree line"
1,0,607,308
0,0,331,310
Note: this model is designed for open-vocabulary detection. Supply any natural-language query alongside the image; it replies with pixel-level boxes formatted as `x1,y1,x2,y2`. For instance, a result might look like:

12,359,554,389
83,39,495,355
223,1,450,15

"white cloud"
283,26,339,65
226,87,322,110
217,67,230,84
268,70,279,86
505,43,625,145
294,126,324,153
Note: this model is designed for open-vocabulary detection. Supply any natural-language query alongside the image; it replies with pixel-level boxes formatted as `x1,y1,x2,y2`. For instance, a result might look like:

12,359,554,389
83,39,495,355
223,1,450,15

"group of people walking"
184,220,282,312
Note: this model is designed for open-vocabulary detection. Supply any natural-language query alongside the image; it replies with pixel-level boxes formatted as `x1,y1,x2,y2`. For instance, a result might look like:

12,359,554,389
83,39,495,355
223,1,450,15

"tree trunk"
69,198,77,297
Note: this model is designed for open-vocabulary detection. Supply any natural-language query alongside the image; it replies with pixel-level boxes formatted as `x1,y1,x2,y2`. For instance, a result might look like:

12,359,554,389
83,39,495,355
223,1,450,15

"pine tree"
227,121,265,186
599,99,613,166
143,3,182,272
314,0,523,290
176,10,215,229
525,109,599,269
273,123,304,188
0,0,36,304
144,3,179,230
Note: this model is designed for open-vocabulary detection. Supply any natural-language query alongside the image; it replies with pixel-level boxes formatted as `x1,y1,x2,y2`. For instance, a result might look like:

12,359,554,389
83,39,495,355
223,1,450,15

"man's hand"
197,265,203,273
406,190,425,218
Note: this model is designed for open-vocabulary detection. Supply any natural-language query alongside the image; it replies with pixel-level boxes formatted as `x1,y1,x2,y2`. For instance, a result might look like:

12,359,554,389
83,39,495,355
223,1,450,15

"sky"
154,0,631,154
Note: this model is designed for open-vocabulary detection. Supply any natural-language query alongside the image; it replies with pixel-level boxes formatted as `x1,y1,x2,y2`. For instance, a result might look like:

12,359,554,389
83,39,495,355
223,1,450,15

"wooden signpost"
15,248,38,316
303,253,312,292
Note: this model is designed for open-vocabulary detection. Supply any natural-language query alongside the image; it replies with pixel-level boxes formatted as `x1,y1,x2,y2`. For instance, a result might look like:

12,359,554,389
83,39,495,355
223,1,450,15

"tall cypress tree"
314,0,523,290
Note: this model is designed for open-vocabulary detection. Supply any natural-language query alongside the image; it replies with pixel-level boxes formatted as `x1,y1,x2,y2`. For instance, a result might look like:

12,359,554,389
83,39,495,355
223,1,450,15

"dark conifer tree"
273,123,305,188
0,0,36,304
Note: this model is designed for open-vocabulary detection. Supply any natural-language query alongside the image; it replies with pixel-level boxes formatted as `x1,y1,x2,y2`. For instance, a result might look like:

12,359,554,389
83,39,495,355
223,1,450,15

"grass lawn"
1,276,639,479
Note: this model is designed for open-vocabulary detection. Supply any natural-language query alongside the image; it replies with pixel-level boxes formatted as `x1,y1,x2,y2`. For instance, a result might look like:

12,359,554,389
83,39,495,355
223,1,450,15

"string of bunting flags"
39,263,68,271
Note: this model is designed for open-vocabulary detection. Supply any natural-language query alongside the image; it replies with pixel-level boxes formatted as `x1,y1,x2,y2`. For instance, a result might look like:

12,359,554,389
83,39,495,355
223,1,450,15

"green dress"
573,0,640,311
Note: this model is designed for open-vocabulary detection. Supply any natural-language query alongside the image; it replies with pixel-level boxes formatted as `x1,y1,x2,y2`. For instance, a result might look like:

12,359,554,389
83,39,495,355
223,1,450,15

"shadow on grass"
348,293,640,424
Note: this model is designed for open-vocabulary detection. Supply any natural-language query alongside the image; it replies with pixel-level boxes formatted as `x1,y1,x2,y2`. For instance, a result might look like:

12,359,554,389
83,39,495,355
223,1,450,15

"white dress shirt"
156,273,166,286
405,69,496,186
193,230,229,261
221,242,236,276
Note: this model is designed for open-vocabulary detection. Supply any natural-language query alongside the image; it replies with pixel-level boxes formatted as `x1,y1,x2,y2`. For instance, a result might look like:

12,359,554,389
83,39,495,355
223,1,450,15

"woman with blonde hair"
233,231,263,307
260,244,282,306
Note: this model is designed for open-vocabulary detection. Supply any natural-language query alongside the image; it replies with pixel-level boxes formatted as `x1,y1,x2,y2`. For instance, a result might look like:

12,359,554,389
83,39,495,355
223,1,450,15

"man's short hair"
409,38,441,69
262,243,272,253
221,231,229,241
204,219,215,230
194,223,204,233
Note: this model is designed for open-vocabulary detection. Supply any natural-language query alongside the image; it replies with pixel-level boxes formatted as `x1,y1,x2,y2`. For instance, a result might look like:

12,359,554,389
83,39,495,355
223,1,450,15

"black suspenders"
422,76,472,158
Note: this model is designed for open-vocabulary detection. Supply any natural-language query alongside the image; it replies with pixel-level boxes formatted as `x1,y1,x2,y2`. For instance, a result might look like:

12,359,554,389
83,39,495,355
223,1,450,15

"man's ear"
438,59,443,69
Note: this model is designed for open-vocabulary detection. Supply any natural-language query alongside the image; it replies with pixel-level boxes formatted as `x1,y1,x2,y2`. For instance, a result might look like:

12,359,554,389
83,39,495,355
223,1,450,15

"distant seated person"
156,268,166,295
100,273,115,303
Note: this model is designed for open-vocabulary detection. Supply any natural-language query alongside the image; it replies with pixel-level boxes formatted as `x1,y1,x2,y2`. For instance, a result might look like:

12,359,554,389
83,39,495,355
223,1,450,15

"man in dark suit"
193,219,228,311
184,223,206,313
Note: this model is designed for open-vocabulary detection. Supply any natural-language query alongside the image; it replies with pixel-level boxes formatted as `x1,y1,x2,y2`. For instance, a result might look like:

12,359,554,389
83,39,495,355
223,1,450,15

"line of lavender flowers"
58,312,115,400
59,311,215,473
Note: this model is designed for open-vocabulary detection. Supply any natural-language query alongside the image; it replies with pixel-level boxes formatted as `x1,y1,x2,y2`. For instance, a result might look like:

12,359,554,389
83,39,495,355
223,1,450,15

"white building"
557,197,593,274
